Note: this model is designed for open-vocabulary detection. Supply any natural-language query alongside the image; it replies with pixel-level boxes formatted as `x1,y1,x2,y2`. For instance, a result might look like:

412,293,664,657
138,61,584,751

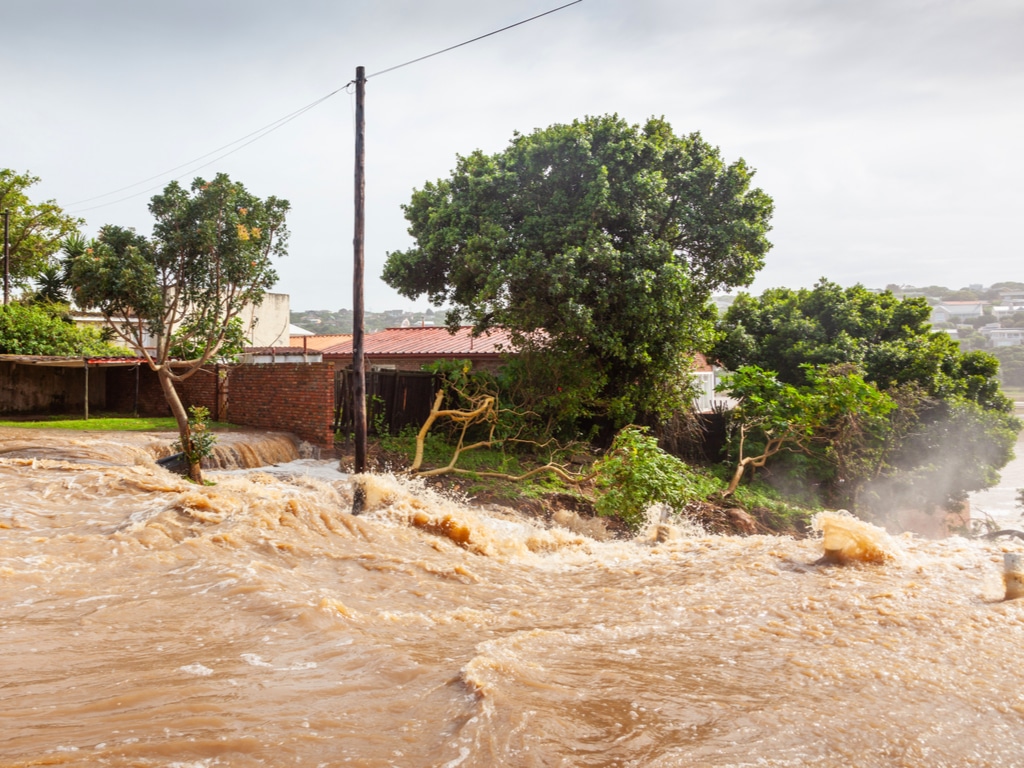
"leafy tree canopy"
67,174,289,368
720,364,897,505
0,169,82,289
383,114,773,424
713,278,1011,410
713,279,1020,512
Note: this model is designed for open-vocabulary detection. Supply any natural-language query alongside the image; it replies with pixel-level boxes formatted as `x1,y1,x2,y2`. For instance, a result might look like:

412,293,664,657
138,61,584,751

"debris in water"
412,511,472,547
352,478,366,516
1003,553,1024,600
156,451,189,476
812,510,899,565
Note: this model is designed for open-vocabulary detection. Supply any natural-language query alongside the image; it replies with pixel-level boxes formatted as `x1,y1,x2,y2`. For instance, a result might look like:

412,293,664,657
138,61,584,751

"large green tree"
713,280,1020,516
66,174,290,482
0,169,82,294
383,114,774,425
713,279,1010,409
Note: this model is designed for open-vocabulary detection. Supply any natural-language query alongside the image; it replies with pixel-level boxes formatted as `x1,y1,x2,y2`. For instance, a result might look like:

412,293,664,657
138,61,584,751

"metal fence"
334,368,439,436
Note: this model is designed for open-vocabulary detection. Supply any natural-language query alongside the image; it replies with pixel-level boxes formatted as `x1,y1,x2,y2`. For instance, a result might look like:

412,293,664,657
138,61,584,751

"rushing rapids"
3,427,1024,766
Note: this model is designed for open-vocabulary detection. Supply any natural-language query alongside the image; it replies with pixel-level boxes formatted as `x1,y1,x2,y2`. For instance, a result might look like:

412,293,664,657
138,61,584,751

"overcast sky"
6,0,1023,311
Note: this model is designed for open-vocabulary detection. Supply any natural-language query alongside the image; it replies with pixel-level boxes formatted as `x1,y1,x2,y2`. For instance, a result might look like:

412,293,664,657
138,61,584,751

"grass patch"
0,414,235,432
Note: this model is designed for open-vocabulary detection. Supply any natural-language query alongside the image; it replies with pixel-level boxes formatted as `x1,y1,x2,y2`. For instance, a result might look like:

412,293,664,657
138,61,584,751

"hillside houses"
924,292,1024,349
930,301,987,324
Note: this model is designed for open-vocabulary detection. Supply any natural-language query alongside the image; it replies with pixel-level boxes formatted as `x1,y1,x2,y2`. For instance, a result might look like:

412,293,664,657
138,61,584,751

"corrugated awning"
0,354,144,368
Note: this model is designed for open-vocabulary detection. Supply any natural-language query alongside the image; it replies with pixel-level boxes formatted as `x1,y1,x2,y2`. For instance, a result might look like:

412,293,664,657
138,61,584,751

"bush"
0,302,129,356
593,426,718,531
173,406,218,466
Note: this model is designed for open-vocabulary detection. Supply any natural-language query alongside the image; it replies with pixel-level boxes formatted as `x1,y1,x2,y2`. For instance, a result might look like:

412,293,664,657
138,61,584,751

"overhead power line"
67,0,583,215
66,88,348,214
367,0,583,79
66,88,347,211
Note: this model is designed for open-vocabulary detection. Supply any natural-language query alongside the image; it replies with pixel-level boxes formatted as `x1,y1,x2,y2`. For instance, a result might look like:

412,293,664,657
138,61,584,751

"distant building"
691,353,737,414
71,292,291,352
321,326,516,373
999,291,1024,309
240,346,323,363
930,301,986,325
981,328,1024,348
289,333,353,352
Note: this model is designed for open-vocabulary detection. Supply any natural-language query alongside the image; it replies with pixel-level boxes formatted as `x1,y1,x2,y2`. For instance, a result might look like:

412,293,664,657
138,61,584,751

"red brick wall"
222,362,334,448
178,368,219,417
107,362,335,448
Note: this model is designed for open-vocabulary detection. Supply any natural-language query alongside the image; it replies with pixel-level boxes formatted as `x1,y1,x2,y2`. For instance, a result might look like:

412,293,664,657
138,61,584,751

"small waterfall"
152,432,304,471
204,433,302,469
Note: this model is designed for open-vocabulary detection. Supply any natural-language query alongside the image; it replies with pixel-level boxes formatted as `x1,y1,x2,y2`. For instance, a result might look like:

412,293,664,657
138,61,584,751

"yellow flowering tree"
65,174,290,482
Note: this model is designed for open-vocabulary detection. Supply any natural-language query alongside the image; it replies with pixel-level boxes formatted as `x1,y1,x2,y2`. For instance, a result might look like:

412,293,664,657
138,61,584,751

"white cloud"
5,0,1023,309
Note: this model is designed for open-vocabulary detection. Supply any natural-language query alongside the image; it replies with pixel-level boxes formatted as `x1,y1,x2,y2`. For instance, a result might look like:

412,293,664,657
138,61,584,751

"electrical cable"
67,0,582,214
367,0,582,79
66,88,348,209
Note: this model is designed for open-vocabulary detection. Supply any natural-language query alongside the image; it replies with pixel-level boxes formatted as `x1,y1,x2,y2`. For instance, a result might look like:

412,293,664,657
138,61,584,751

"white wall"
240,292,290,347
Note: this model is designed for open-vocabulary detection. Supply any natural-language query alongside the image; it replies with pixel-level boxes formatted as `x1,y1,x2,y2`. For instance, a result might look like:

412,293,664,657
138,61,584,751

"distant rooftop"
289,334,353,351
321,326,519,356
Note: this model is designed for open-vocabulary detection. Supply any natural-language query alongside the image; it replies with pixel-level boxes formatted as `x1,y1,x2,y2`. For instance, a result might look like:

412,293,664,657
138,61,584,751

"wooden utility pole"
3,210,9,306
352,66,368,480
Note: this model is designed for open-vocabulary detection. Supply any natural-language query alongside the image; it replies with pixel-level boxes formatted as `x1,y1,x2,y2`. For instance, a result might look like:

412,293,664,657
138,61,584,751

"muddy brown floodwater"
3,426,1024,767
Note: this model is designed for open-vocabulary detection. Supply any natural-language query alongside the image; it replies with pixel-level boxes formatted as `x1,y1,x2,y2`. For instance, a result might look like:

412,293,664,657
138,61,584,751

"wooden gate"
334,369,439,436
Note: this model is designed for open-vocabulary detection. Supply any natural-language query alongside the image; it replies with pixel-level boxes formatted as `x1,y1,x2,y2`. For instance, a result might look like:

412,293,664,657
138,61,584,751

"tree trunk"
724,459,749,497
157,366,202,483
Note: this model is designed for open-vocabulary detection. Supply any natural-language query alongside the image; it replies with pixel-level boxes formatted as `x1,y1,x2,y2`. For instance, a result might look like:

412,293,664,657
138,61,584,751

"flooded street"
3,427,1024,766
969,406,1024,528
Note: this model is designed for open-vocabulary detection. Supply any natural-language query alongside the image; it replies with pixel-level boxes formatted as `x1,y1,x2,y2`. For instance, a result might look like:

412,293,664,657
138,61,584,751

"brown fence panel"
335,369,438,436
384,371,437,434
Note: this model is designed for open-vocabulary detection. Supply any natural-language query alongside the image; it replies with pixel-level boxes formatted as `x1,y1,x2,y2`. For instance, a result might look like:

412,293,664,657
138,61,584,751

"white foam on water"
178,664,214,677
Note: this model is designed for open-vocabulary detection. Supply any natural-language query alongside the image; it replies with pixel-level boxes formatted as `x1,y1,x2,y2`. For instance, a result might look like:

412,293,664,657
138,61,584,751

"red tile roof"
692,352,713,372
321,326,518,357
289,334,353,351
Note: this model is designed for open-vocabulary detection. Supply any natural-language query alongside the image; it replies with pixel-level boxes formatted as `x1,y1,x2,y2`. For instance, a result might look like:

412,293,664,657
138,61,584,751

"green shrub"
0,302,129,356
173,406,218,466
593,426,717,532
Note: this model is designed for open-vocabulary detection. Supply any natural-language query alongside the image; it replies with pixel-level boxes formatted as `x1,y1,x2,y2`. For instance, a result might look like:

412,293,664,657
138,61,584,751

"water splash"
812,509,900,564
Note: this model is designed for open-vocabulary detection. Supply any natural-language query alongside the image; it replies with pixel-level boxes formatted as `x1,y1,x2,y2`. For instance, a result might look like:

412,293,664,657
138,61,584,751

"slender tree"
66,174,289,482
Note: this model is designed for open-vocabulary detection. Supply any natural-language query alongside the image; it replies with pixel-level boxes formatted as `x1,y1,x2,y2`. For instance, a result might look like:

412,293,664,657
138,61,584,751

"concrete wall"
240,292,290,348
0,362,107,415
